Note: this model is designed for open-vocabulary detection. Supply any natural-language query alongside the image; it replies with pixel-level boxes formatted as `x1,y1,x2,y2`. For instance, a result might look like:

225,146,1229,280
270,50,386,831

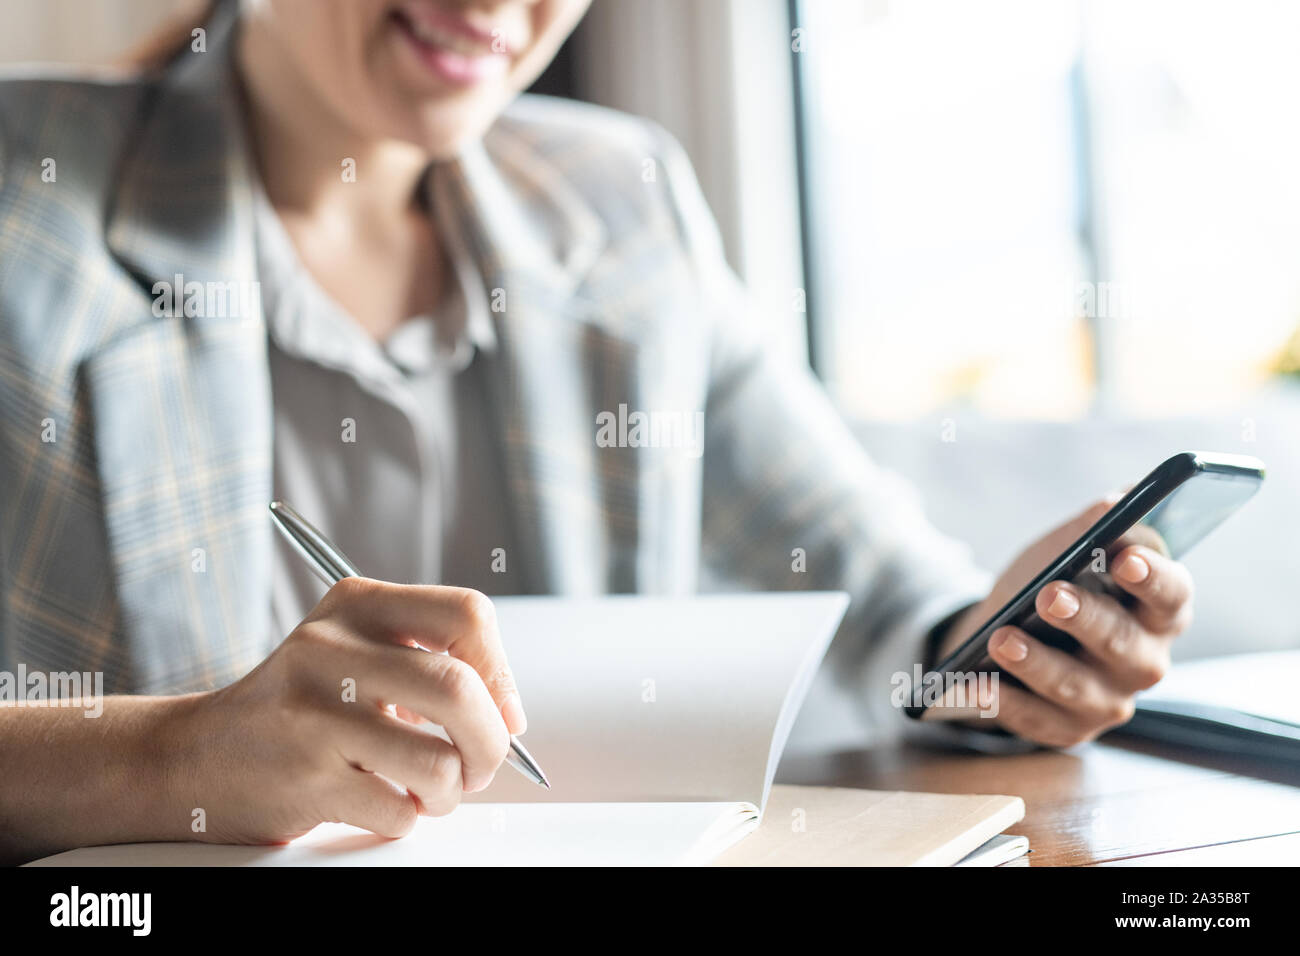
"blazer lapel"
94,4,273,692
432,134,623,595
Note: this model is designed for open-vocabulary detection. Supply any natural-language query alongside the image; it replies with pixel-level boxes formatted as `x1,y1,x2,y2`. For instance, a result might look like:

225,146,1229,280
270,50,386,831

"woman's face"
243,0,592,157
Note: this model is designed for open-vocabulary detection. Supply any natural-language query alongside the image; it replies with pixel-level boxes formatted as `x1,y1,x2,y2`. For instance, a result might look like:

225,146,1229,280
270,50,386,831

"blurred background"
6,1,1298,743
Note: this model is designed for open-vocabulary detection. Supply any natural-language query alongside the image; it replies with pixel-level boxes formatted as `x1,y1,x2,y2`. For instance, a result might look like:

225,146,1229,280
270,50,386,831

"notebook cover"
712,784,1025,867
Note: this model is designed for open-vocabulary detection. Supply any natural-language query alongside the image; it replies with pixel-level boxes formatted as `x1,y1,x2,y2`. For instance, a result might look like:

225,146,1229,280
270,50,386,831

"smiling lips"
391,3,515,87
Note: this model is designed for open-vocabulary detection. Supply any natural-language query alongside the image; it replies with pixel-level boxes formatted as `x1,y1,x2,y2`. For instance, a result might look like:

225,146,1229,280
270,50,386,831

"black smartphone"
903,451,1265,719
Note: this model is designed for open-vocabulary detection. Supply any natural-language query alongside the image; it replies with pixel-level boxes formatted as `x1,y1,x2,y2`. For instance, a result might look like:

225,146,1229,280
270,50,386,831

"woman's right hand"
166,578,527,845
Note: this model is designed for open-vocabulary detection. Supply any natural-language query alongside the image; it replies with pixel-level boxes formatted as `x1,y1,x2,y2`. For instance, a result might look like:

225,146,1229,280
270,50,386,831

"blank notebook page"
29,802,761,867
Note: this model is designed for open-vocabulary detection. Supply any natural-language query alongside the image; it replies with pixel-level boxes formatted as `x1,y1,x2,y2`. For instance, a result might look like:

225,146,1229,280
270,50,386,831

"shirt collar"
250,162,497,382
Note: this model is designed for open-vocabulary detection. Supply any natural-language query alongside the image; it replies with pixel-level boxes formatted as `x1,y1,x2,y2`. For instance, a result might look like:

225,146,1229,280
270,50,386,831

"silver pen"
268,499,550,789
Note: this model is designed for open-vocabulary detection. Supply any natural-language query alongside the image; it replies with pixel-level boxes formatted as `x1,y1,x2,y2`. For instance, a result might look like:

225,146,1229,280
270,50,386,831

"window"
791,0,1300,420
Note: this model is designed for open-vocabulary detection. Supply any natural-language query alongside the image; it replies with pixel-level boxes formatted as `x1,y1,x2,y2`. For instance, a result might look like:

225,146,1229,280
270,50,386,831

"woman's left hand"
934,499,1194,748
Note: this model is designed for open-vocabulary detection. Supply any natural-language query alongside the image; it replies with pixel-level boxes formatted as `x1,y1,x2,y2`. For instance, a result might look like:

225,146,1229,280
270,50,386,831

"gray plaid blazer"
0,10,987,716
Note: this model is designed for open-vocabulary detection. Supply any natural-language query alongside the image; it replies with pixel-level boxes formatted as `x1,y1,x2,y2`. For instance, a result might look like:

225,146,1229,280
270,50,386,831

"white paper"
469,592,849,808
954,833,1031,867
29,803,760,867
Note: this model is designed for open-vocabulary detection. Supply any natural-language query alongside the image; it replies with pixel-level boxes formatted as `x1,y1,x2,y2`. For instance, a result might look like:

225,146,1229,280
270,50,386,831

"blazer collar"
429,130,613,597
431,125,607,302
106,0,259,299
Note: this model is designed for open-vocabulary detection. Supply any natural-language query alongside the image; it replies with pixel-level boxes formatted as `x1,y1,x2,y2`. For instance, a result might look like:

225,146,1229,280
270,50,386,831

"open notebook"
1116,651,1300,764
32,802,761,867
33,786,1026,867
33,594,845,867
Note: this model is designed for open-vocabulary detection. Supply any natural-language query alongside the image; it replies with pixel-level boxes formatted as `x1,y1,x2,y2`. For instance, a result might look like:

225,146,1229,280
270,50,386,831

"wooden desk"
775,735,1300,866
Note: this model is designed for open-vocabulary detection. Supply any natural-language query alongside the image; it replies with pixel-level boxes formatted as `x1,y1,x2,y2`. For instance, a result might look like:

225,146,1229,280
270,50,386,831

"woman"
0,0,1192,864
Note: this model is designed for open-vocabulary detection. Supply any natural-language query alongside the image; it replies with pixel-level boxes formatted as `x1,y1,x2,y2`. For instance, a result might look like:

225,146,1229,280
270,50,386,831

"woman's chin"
408,103,502,160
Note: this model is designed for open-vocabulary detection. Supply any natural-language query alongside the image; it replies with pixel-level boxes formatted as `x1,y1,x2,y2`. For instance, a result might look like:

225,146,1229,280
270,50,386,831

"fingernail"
1116,554,1149,583
993,630,1028,662
1047,589,1080,619
501,693,527,735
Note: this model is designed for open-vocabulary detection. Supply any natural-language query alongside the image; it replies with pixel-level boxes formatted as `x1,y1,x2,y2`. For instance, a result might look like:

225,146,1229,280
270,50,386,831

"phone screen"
1141,470,1263,558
